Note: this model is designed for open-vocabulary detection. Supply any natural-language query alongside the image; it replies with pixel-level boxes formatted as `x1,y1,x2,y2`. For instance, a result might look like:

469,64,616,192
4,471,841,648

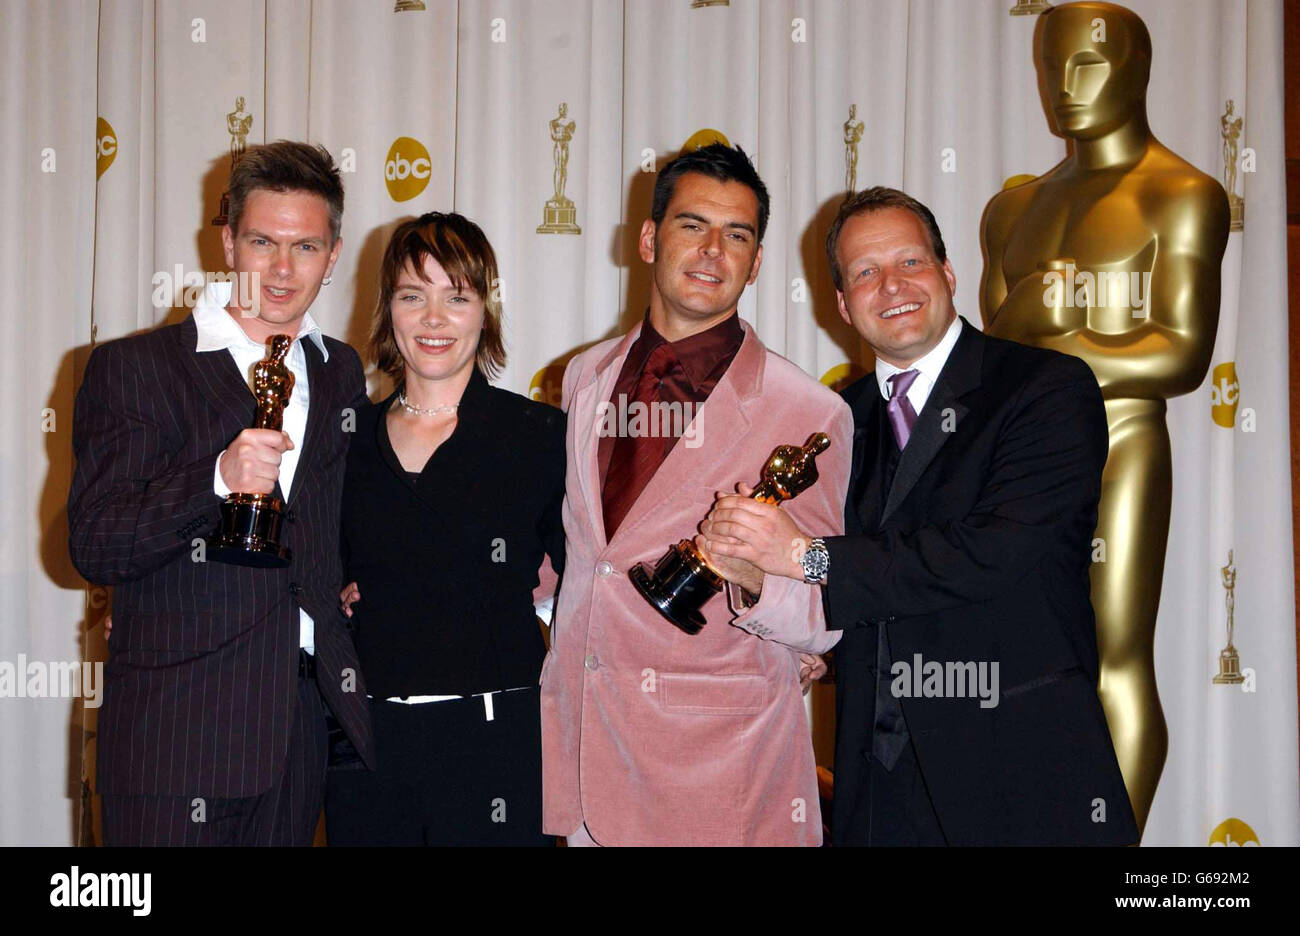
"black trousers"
834,730,948,847
325,686,550,846
100,664,330,847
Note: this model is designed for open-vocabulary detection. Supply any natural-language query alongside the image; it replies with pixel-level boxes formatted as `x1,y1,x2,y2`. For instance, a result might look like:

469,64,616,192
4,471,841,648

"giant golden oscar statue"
980,1,1229,835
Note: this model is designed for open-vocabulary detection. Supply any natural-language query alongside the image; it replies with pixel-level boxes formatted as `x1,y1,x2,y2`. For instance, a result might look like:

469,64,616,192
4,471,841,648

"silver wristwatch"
800,538,829,585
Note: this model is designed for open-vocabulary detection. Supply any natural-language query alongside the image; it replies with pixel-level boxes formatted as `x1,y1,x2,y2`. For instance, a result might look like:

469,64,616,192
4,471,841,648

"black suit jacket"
68,315,375,798
824,318,1138,846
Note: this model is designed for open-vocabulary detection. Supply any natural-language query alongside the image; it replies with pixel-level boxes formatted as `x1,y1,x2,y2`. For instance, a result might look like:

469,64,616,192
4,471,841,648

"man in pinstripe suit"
68,141,374,846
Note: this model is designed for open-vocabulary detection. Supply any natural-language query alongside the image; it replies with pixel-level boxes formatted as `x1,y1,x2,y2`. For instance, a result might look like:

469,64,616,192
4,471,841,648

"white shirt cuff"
214,451,233,498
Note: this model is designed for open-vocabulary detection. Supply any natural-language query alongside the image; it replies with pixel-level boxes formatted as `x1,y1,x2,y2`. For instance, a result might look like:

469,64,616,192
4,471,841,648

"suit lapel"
571,326,643,551
174,315,258,429
173,314,313,506
289,337,330,506
612,361,752,546
174,315,265,500
879,319,983,528
578,320,763,551
846,387,882,534
609,323,762,546
879,382,967,526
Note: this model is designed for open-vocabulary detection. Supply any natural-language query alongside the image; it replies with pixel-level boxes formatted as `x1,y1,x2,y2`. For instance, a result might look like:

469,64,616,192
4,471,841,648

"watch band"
801,537,829,585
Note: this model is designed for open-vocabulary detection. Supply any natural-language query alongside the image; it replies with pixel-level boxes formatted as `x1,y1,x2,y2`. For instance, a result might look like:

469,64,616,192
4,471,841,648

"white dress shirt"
874,314,964,415
193,281,327,654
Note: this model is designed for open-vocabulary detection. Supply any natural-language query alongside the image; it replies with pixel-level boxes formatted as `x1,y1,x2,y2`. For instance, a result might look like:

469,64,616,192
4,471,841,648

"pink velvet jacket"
540,319,852,845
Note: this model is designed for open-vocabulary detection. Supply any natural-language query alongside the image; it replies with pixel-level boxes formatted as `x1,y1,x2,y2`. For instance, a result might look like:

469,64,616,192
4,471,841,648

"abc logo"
1208,817,1259,847
681,128,731,153
384,136,431,202
529,364,566,409
1209,361,1239,428
96,116,117,179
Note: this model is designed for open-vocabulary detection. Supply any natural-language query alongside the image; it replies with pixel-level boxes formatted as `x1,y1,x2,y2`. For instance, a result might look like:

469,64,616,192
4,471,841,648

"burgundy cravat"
602,342,678,538
886,369,920,450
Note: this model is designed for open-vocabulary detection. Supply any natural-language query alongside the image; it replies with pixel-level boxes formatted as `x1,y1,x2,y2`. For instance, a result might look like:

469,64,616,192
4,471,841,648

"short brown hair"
370,212,506,384
228,140,344,243
825,187,947,291
652,143,770,244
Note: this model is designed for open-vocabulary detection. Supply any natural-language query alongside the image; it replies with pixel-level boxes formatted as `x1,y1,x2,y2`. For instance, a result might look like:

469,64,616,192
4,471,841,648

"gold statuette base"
1212,647,1245,684
537,199,581,234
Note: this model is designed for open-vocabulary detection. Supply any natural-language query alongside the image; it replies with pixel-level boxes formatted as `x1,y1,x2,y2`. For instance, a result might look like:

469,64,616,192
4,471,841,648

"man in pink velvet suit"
540,143,852,845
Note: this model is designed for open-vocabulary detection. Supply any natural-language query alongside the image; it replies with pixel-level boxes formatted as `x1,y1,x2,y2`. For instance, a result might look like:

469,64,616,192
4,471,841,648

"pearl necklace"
398,393,459,417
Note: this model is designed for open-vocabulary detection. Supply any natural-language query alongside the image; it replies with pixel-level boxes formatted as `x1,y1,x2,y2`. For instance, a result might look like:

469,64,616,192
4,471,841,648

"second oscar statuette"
630,432,832,635
206,334,295,568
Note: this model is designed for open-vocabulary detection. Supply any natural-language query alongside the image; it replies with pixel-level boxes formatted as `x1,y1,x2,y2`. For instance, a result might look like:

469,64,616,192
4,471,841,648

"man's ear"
943,257,956,298
835,290,853,327
324,236,343,281
221,225,236,268
638,219,657,264
745,244,764,285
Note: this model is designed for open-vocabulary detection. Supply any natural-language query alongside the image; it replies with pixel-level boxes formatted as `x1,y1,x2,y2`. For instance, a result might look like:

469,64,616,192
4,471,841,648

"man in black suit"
68,141,373,846
702,187,1138,845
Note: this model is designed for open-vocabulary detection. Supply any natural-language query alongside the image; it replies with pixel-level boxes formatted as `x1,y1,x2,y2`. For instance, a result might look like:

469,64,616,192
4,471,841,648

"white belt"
370,686,532,722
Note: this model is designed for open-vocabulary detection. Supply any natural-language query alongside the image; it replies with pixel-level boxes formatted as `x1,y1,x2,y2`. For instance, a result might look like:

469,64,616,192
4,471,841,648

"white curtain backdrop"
1,0,1293,846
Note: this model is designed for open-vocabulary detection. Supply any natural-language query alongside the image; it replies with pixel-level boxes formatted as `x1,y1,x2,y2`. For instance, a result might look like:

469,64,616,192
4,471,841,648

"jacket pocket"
659,672,766,715
1001,665,1085,699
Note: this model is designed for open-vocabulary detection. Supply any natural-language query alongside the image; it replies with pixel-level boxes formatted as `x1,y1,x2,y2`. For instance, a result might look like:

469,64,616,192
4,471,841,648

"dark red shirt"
598,311,745,508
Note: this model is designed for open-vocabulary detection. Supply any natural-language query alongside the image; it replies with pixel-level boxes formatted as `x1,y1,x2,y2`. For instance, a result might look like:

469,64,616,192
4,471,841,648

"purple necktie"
886,369,920,450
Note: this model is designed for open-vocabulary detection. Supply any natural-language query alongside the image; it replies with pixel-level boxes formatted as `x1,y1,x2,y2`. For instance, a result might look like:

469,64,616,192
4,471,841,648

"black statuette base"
207,494,292,568
629,540,725,636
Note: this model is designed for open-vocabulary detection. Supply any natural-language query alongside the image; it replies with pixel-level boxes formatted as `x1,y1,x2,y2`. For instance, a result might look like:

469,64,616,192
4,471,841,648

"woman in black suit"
325,212,564,846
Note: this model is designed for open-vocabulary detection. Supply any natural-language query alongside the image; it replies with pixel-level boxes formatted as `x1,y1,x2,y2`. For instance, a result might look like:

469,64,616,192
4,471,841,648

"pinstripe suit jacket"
68,314,375,798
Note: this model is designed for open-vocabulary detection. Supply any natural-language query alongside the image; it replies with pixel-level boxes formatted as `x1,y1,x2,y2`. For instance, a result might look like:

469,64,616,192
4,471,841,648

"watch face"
802,546,828,582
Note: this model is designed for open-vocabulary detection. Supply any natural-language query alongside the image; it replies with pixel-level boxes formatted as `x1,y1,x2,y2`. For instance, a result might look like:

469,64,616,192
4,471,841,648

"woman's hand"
339,582,361,617
798,653,827,694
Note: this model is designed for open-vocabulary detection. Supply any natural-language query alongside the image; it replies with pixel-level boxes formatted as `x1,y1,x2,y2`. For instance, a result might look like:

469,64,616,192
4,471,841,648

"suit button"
584,654,599,671
289,582,302,596
596,561,614,577
285,509,297,523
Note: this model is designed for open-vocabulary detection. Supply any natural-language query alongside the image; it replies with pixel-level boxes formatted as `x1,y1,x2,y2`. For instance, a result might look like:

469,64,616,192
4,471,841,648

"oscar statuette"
207,334,295,568
629,432,831,635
